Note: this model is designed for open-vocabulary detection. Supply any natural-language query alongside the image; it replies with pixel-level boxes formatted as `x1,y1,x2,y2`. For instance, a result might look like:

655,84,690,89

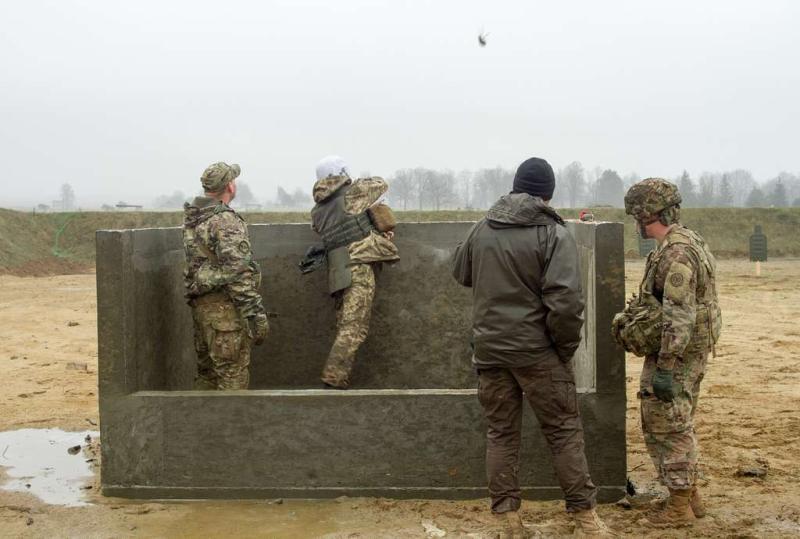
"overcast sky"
1,0,799,207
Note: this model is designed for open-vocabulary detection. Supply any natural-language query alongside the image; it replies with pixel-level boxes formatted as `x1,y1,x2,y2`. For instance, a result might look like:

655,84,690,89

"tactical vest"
310,184,373,295
613,226,721,357
645,227,721,353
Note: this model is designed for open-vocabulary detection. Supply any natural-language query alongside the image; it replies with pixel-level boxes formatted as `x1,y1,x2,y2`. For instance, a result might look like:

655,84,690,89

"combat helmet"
624,178,682,223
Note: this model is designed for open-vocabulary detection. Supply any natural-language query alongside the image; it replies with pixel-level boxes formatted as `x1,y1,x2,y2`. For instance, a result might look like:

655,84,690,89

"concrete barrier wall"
97,221,626,500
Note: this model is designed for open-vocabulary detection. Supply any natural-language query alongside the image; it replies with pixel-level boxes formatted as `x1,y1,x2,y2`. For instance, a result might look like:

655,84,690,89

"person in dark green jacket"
452,157,614,538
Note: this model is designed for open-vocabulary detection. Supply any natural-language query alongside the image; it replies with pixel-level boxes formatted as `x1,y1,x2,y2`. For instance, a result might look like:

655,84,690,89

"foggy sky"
1,0,799,208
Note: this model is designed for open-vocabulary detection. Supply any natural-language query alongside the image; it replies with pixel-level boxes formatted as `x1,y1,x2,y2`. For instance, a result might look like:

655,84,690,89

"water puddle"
0,428,99,506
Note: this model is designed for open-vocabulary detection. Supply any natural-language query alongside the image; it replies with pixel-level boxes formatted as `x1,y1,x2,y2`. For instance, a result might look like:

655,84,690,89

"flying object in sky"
478,31,489,47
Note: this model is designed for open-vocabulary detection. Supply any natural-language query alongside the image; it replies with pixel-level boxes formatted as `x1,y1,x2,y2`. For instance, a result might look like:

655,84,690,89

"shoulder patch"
664,261,695,305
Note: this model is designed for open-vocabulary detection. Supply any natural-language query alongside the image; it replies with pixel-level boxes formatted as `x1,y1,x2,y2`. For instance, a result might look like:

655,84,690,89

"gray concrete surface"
97,220,626,500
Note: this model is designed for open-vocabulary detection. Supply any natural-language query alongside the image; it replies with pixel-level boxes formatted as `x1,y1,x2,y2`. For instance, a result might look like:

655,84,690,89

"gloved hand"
652,368,676,402
248,313,269,345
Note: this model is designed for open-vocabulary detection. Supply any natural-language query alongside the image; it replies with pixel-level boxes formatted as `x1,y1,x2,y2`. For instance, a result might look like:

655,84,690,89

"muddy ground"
1,259,799,538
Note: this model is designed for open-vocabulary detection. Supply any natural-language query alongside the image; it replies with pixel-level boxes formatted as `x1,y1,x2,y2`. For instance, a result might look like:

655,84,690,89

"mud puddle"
0,428,98,506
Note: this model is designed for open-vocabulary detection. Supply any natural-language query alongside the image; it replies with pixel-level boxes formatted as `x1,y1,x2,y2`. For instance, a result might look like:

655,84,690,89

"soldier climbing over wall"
310,155,399,389
613,178,721,528
183,161,269,390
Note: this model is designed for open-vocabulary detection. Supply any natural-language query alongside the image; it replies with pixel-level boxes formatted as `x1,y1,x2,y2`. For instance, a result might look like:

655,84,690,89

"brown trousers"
477,356,597,513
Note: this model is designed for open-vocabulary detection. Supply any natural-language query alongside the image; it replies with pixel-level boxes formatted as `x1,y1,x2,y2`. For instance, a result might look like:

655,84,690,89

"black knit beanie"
512,157,555,200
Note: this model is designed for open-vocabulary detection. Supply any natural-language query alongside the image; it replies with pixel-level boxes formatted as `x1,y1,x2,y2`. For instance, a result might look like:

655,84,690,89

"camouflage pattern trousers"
478,356,598,514
320,263,376,388
191,296,252,390
640,347,708,489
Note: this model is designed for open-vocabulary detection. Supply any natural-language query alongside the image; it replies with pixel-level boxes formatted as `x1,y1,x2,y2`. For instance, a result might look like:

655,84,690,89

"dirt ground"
1,259,799,538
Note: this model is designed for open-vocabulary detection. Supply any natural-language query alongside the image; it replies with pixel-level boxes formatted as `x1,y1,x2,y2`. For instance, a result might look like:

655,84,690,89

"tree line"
40,167,800,212
384,166,800,210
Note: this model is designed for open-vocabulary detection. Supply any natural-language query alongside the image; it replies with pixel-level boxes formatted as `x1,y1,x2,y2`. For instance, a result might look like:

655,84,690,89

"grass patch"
1,207,798,275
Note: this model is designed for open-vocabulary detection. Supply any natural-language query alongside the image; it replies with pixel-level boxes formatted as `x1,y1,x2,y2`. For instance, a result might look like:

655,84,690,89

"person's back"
454,193,584,367
183,162,268,390
452,157,615,538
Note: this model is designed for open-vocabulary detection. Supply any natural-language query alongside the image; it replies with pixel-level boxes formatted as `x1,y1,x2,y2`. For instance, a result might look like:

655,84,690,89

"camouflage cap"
624,178,682,222
201,162,241,192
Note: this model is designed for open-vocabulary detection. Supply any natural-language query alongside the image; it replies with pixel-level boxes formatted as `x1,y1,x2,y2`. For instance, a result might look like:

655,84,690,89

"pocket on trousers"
551,371,578,415
211,318,242,332
641,397,689,434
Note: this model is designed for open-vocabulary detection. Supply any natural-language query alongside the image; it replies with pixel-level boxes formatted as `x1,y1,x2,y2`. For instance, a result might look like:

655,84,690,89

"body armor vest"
310,184,373,295
613,226,721,356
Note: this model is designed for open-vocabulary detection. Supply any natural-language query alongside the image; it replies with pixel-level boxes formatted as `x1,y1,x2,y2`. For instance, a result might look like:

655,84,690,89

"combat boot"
495,510,526,539
646,488,695,527
690,487,706,518
571,508,617,537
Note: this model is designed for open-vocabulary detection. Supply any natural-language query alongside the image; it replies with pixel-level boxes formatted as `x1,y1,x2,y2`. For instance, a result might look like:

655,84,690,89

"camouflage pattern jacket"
646,225,721,369
311,175,400,265
313,176,400,264
183,196,265,318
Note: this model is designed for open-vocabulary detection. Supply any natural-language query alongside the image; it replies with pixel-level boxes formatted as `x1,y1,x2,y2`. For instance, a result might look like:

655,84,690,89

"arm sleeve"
541,227,585,361
344,177,389,214
210,213,265,318
658,253,698,370
451,222,478,288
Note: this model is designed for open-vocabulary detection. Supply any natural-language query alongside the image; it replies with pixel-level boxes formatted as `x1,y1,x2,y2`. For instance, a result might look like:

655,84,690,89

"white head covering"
315,155,351,181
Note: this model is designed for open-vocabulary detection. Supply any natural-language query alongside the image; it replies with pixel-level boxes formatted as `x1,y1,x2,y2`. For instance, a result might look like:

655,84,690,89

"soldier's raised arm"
344,176,389,213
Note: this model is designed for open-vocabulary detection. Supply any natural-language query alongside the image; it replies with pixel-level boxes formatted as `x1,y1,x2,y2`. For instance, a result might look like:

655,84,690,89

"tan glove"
367,203,396,232
248,313,269,345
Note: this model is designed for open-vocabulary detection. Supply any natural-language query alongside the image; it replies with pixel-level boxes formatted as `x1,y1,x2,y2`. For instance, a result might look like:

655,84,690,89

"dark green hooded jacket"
452,193,584,368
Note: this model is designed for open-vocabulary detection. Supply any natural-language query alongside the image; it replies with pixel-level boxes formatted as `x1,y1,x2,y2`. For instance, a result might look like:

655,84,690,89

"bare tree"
388,169,416,210
424,170,457,210
414,167,430,210
559,162,585,208
456,169,473,209
472,167,512,208
725,169,756,206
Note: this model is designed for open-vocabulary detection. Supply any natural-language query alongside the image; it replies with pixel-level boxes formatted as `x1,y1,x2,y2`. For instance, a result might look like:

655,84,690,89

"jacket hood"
313,175,352,203
486,193,564,227
184,196,224,228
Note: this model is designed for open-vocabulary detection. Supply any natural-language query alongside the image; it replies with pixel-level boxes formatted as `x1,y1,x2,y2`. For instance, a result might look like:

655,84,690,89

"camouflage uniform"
311,172,399,388
624,179,721,491
183,162,267,390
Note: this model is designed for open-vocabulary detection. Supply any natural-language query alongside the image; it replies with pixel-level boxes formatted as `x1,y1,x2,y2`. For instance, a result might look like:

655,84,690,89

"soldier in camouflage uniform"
620,178,721,527
183,162,269,390
311,156,399,389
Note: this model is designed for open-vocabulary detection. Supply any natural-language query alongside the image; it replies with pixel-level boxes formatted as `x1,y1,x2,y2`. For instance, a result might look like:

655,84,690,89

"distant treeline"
237,166,800,211
39,166,800,213
383,166,800,211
